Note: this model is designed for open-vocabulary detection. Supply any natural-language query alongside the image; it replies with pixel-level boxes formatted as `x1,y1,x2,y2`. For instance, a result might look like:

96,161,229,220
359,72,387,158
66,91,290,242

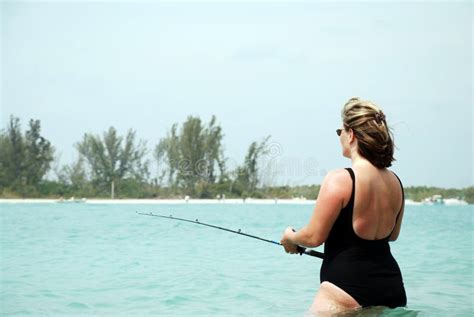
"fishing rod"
137,211,324,259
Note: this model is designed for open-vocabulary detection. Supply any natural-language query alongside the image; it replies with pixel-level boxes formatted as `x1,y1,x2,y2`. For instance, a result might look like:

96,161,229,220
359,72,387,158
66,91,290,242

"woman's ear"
348,129,356,144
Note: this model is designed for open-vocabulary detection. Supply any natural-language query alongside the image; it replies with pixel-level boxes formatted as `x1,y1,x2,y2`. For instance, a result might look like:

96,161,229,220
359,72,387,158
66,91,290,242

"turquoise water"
1,203,472,316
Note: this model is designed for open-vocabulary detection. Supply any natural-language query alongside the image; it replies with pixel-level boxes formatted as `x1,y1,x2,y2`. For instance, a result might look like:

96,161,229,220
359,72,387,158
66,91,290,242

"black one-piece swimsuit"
320,168,407,308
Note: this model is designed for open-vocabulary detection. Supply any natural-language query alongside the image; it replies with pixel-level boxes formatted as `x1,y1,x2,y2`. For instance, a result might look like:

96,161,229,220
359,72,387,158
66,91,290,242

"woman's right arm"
284,169,349,248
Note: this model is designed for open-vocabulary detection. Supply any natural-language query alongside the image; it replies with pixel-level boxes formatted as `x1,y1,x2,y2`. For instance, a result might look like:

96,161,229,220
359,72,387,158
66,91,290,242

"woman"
280,97,407,314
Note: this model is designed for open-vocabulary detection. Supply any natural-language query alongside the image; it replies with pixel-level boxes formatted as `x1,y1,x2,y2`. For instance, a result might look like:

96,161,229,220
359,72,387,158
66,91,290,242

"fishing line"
137,211,324,259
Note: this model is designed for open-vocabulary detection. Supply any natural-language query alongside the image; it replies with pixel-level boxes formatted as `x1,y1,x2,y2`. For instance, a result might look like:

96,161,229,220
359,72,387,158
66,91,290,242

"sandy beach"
0,198,451,205
0,198,316,205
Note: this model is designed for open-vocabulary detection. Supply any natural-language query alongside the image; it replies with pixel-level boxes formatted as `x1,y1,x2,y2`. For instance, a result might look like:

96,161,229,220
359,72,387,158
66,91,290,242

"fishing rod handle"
292,229,325,259
291,229,305,256
298,246,325,259
296,245,306,255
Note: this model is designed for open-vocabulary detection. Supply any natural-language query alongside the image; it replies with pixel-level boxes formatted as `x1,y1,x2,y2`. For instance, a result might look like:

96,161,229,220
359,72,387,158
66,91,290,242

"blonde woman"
280,98,406,314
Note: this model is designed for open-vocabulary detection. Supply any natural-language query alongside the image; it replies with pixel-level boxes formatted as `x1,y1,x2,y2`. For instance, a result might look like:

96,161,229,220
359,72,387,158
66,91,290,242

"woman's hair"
341,97,395,168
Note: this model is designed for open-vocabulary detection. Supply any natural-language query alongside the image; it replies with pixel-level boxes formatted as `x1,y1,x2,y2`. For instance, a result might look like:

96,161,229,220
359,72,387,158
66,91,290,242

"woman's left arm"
280,169,349,253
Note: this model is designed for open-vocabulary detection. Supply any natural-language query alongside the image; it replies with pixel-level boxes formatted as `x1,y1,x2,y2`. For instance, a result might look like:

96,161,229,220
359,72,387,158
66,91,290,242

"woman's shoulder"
325,168,352,178
322,168,353,188
319,169,353,205
387,169,403,183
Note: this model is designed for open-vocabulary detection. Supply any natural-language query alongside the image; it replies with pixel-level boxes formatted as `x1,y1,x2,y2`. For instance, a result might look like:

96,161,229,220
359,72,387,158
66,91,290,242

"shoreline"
0,198,469,205
0,198,314,205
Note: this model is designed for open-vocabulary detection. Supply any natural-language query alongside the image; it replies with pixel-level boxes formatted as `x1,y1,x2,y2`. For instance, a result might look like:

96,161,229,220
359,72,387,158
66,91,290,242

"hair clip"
375,111,386,124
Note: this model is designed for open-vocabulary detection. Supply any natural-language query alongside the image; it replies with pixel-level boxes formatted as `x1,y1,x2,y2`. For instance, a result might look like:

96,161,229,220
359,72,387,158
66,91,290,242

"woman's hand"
280,227,299,254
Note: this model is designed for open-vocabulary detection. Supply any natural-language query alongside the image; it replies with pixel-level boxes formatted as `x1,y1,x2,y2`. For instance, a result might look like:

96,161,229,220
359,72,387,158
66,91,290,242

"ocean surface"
0,202,472,316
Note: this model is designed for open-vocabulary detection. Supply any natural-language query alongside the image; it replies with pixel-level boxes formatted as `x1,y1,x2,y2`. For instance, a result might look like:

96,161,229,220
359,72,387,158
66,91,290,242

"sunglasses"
336,128,343,136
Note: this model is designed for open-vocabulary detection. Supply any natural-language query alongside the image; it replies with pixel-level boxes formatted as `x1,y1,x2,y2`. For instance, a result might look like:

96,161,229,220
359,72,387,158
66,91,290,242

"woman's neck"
349,151,371,168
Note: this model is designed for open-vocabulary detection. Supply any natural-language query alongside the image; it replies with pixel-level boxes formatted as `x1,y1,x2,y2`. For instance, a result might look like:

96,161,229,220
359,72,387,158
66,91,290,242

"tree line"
0,115,473,203
0,115,276,199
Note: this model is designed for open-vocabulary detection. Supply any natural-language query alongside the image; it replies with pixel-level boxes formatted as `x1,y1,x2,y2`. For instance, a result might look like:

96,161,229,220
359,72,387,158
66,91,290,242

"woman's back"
351,164,404,241
320,166,407,308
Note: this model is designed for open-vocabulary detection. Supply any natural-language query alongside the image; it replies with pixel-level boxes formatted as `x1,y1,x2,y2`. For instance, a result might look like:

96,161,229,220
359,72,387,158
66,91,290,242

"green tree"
0,116,54,194
462,186,474,204
24,119,54,187
0,116,26,189
155,123,180,186
76,127,149,196
203,115,226,183
178,116,206,194
56,156,91,196
155,115,226,197
235,136,271,195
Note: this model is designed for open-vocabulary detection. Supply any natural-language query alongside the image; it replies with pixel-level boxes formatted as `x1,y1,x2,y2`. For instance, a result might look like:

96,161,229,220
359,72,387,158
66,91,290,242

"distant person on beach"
280,97,406,314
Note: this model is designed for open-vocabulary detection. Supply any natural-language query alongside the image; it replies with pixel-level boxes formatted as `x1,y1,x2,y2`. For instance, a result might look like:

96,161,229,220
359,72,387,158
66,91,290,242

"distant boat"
57,197,86,203
422,194,444,205
443,198,468,206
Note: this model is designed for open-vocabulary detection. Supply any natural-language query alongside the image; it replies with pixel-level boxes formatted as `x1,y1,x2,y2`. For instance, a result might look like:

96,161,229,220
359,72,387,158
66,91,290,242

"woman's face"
338,126,351,158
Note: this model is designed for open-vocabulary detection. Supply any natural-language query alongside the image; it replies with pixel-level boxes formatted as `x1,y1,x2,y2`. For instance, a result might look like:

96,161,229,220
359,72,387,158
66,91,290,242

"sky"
1,1,472,188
